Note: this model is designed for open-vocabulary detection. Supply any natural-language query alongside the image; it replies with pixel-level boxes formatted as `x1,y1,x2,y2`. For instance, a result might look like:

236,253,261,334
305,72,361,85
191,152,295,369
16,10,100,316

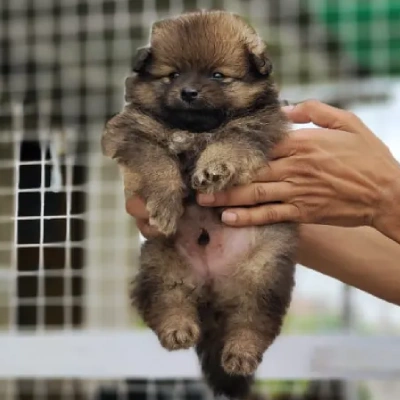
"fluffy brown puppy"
102,10,298,400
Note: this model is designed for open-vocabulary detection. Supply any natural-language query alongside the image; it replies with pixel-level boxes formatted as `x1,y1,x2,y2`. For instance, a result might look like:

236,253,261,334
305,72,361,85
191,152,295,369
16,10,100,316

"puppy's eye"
169,72,180,80
212,72,225,80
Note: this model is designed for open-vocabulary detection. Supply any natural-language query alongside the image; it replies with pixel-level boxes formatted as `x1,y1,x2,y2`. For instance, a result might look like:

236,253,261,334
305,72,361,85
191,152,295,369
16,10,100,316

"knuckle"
343,109,355,119
301,99,322,110
290,131,313,153
292,158,309,174
293,130,310,146
263,207,280,223
299,164,314,177
343,110,359,123
253,184,268,204
292,204,303,220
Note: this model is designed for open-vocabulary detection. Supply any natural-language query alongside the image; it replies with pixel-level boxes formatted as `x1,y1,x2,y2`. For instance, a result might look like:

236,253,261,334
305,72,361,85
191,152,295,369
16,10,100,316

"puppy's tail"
195,326,253,400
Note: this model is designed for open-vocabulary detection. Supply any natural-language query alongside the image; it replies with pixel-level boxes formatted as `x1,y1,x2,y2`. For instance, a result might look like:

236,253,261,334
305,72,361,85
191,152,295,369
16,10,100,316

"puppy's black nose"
181,87,199,102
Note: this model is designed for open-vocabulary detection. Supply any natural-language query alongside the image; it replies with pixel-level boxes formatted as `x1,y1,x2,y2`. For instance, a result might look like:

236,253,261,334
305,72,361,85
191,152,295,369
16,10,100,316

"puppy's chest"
167,130,210,191
177,149,202,203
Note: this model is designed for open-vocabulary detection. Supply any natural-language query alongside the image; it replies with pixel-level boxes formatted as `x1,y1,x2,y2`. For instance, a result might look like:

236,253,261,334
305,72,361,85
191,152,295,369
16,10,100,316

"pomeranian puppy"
102,10,298,400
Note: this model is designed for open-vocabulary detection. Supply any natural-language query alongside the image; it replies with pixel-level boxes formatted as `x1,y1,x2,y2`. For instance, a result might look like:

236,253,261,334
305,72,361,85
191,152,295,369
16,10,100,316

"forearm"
373,171,400,245
297,224,400,305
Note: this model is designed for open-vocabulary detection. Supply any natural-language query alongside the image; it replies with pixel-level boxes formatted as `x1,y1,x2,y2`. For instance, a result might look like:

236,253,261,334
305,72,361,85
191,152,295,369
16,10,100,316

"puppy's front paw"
168,132,196,154
147,196,183,236
192,162,236,193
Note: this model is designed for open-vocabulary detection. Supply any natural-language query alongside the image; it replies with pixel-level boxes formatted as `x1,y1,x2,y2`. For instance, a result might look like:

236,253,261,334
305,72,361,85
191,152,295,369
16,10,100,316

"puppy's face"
126,11,278,132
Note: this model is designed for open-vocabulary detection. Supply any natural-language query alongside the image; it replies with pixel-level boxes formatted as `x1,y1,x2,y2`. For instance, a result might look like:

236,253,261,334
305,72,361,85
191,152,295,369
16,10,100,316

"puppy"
102,10,298,400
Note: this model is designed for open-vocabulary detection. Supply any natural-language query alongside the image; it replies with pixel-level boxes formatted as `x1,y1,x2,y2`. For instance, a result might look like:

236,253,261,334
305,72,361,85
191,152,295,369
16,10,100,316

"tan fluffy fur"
102,10,298,399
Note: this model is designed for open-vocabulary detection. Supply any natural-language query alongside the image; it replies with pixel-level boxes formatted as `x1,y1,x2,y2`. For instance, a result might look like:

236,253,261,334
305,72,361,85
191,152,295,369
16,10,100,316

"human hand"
197,100,400,230
125,196,162,239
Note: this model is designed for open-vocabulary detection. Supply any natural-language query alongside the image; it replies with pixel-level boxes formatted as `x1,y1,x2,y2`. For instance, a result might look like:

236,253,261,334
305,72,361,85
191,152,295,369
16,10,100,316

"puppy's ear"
250,51,273,76
126,46,152,102
131,46,152,73
247,38,273,76
124,76,135,103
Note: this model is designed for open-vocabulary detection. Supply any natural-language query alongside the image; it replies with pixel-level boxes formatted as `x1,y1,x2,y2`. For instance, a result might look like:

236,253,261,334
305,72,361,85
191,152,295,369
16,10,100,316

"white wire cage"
1,0,400,399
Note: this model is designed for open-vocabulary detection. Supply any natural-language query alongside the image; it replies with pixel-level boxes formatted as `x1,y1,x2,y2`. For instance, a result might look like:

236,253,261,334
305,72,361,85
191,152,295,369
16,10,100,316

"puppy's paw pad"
192,163,235,192
159,319,200,350
221,343,262,376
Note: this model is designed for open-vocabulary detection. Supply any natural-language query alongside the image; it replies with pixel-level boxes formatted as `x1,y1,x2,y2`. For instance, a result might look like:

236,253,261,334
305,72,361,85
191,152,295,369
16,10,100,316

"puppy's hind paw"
221,341,262,376
158,318,200,350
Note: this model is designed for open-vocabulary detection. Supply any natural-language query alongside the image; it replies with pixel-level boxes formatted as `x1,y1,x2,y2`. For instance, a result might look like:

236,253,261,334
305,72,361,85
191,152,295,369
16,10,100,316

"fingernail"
198,193,215,204
222,211,238,223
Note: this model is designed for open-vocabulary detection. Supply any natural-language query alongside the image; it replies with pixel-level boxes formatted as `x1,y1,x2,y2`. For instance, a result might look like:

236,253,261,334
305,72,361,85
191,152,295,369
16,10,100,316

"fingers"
125,195,149,219
197,180,293,207
254,158,293,181
136,218,162,239
282,100,369,135
126,195,161,238
197,158,296,207
220,204,301,226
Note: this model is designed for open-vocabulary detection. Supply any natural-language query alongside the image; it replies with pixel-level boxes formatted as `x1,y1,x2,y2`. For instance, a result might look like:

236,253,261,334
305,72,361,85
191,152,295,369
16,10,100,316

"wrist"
372,164,400,243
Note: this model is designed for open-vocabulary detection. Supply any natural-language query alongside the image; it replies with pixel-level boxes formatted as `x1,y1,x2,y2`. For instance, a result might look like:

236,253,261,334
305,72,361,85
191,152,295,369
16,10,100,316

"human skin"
198,101,400,244
125,100,400,305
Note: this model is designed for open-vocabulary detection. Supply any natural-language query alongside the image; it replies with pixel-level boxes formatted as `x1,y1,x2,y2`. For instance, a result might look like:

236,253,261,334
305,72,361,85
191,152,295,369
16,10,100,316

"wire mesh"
1,0,400,399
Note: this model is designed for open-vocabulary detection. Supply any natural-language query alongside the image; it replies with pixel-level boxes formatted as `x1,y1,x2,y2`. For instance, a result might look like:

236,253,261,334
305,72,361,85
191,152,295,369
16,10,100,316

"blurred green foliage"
310,0,400,76
282,312,343,334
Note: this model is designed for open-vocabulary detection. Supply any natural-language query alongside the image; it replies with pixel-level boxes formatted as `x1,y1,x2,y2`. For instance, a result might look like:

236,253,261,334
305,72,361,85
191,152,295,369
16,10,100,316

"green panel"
310,0,400,75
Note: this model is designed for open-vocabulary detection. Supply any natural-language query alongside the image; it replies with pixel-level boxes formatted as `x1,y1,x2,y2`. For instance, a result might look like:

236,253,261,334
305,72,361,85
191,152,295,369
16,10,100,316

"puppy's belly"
175,205,258,280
